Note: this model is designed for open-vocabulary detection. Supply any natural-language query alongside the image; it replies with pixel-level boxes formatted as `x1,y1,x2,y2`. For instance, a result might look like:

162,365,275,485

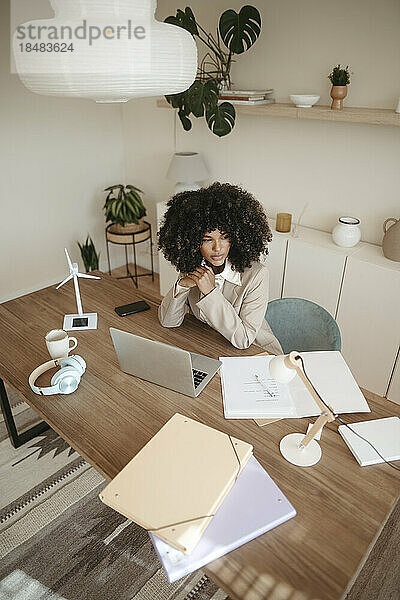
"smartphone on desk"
115,300,150,317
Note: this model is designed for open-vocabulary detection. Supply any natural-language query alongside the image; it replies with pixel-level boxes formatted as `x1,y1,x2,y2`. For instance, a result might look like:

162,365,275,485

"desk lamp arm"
284,351,336,448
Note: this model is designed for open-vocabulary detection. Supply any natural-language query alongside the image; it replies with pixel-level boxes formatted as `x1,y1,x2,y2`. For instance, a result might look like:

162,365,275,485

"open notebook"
221,351,370,420
99,413,253,554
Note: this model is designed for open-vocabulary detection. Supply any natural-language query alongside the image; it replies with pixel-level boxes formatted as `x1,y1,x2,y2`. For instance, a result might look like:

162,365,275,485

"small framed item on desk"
64,313,98,331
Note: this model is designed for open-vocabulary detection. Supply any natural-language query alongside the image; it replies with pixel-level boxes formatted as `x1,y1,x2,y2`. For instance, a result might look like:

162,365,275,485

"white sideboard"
278,227,366,316
283,237,346,317
262,232,287,301
156,201,400,401
336,246,400,397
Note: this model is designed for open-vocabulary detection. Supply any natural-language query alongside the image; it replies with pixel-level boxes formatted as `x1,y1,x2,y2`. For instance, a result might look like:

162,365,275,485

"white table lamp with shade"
167,152,209,194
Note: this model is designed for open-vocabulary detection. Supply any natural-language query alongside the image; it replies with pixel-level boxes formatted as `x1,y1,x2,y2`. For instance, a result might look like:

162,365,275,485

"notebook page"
220,356,296,417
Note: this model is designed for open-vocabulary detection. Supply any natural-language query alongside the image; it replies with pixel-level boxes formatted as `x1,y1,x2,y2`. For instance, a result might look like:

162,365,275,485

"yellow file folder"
99,413,253,554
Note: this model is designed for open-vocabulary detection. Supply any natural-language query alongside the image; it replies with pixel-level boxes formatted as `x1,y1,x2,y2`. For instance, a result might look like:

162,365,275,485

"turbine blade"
77,273,101,280
56,274,73,289
64,248,73,272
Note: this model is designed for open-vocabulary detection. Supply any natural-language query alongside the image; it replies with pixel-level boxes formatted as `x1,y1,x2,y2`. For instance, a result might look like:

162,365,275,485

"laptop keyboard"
192,369,208,388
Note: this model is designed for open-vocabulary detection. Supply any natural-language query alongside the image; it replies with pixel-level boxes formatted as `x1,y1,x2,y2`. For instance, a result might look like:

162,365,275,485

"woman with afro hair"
158,182,282,355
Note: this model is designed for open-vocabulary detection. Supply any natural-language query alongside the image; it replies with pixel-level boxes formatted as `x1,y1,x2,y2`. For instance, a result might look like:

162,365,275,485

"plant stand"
105,221,154,288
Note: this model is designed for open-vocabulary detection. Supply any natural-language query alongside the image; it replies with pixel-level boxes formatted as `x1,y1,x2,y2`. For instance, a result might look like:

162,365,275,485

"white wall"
123,0,400,263
0,1,126,302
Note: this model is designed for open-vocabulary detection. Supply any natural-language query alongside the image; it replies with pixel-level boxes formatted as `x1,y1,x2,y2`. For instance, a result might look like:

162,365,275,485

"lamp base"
280,433,322,467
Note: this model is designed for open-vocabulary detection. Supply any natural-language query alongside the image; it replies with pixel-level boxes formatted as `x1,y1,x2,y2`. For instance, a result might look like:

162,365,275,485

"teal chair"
265,298,341,354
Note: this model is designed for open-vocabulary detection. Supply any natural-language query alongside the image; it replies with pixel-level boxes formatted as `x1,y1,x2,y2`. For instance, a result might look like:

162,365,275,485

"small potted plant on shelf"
78,236,100,272
104,184,146,234
328,64,351,110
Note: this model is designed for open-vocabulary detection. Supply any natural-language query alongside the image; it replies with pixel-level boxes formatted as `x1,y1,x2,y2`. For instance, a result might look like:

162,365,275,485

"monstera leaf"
219,5,261,54
164,5,261,136
206,102,236,137
165,90,186,109
178,107,192,131
166,79,221,131
164,7,198,36
187,79,219,117
165,89,192,130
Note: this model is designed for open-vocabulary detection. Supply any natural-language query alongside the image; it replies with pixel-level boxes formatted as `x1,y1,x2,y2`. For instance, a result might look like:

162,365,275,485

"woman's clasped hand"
179,265,216,295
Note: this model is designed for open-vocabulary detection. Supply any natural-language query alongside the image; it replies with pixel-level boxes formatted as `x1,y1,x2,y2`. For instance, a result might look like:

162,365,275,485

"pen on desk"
254,373,273,397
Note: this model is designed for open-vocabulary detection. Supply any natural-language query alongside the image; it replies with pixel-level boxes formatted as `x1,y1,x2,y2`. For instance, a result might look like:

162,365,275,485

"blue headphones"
29,355,86,395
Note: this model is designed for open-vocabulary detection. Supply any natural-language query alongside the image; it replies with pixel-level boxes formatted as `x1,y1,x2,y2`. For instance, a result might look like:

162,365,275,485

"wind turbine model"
57,248,100,331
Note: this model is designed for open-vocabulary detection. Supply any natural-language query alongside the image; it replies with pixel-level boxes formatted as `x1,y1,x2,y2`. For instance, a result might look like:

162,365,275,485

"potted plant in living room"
104,184,146,234
164,5,262,137
328,64,351,110
77,235,100,272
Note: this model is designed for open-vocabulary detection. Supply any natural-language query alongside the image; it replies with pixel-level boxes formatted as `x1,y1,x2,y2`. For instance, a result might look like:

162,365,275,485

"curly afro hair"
158,182,272,273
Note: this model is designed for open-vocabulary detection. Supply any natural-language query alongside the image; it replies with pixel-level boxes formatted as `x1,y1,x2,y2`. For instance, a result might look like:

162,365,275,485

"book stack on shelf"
218,89,275,105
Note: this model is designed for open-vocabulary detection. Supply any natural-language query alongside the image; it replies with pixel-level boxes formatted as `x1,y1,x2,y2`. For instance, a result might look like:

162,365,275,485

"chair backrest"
265,298,341,354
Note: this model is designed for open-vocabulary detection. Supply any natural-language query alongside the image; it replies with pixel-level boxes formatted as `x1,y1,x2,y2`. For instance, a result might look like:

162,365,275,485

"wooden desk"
0,273,399,600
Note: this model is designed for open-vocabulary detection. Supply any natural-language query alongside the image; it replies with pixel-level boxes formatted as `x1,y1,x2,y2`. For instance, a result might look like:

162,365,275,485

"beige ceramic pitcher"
382,218,400,262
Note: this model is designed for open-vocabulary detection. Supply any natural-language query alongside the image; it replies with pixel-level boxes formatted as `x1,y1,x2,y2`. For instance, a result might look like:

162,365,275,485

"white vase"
332,217,361,247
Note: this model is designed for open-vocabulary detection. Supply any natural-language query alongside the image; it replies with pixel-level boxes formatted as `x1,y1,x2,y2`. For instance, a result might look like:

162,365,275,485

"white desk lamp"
167,152,209,194
270,352,336,467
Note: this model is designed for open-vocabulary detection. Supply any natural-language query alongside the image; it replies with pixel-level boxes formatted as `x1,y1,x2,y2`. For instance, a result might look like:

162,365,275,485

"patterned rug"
0,391,229,600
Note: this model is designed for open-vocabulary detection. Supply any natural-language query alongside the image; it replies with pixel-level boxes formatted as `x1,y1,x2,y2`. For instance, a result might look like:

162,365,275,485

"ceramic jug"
382,218,400,262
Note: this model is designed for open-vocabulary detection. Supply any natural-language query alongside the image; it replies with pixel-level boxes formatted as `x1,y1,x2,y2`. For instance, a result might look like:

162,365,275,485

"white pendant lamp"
13,0,197,103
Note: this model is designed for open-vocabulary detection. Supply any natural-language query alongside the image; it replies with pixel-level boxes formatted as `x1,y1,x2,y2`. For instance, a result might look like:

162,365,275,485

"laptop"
110,328,222,398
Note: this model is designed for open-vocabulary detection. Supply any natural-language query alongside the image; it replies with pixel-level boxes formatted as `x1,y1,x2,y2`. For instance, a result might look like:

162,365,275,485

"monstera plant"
164,5,262,137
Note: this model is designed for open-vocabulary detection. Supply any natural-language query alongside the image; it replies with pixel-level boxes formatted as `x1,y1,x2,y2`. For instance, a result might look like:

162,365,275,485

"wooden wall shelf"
156,98,400,127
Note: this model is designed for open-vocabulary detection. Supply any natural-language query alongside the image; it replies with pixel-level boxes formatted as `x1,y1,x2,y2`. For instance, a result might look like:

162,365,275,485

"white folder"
149,455,296,583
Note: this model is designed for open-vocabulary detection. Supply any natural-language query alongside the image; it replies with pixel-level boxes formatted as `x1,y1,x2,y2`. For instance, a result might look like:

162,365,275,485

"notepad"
338,417,400,466
99,413,253,554
220,355,296,418
149,455,296,582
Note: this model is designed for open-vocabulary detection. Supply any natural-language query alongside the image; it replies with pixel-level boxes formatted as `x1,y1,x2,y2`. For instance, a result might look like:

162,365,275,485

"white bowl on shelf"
290,94,320,108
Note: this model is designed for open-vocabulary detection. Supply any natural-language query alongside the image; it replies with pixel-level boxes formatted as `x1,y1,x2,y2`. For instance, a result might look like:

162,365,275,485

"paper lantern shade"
13,0,198,102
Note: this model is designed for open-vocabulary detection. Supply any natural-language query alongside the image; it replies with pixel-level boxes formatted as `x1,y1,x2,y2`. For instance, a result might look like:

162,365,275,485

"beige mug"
45,329,77,359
